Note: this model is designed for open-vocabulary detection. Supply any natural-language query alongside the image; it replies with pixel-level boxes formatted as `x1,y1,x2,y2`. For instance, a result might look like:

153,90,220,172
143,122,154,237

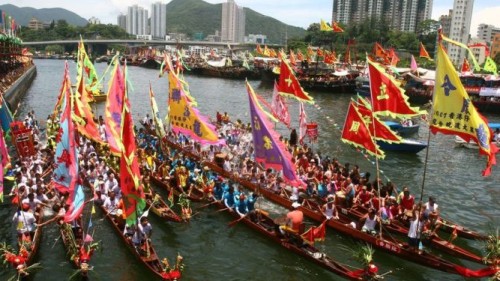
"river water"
0,59,499,281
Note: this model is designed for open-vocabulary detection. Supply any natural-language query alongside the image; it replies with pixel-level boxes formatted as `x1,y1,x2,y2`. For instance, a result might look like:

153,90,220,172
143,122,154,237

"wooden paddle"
228,214,247,227
196,200,219,210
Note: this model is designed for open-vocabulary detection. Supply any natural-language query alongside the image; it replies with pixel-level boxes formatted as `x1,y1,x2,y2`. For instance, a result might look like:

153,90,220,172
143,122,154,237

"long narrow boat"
201,160,498,278
335,203,485,264
163,138,489,241
181,193,377,280
59,221,94,277
97,203,175,280
146,188,183,223
150,173,205,202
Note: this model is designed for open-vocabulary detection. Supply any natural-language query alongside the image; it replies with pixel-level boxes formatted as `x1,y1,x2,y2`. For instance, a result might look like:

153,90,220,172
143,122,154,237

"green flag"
483,57,497,74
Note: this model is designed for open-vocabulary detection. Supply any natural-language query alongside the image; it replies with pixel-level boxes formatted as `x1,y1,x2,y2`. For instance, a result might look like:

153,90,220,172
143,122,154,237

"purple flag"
246,82,304,187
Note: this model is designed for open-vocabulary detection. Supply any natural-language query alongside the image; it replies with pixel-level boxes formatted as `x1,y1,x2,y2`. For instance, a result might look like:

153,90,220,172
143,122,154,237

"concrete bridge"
21,39,282,50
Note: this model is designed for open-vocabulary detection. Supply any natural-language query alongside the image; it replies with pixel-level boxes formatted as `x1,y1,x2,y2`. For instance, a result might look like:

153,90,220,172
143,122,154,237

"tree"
45,45,64,54
494,52,500,66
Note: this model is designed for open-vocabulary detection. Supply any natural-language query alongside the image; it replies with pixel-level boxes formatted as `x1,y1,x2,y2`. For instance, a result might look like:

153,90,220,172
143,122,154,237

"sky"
4,0,500,36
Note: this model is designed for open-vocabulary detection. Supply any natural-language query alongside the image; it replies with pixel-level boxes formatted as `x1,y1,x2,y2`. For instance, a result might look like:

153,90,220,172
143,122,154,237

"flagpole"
366,56,383,239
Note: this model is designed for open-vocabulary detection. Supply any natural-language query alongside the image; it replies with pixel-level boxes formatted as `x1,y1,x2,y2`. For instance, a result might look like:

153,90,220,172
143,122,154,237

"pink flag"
104,63,126,156
271,81,291,128
410,55,418,71
299,102,307,144
84,234,94,243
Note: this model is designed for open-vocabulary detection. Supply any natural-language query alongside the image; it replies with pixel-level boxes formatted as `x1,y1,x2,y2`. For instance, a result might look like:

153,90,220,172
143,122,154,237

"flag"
166,55,224,145
461,58,471,74
324,51,337,64
410,55,418,71
0,126,10,203
373,43,391,64
441,34,481,71
247,82,304,187
389,48,400,66
289,50,297,66
51,62,85,222
431,43,498,176
256,44,263,55
419,42,433,61
368,58,426,118
341,102,385,159
0,91,13,134
332,21,344,33
91,205,96,214
355,97,402,143
344,46,351,65
263,45,271,57
320,19,332,31
302,220,327,245
88,217,93,229
298,102,307,145
77,39,98,85
120,97,146,225
73,60,102,144
483,57,497,74
296,50,304,61
84,234,94,243
270,82,291,128
149,85,166,138
104,62,126,156
168,187,174,207
278,60,314,104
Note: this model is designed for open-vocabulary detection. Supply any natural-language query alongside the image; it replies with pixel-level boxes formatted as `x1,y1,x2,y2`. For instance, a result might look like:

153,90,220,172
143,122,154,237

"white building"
88,17,101,25
151,2,167,39
221,0,245,43
448,0,474,66
477,24,500,45
469,38,487,65
126,5,148,36
244,34,267,44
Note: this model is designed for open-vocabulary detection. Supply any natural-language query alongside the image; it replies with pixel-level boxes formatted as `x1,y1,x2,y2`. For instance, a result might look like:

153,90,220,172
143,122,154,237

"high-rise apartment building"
151,2,167,39
126,5,148,36
448,0,474,66
477,24,500,45
439,9,453,37
117,14,127,31
332,0,433,33
491,33,500,59
221,0,245,43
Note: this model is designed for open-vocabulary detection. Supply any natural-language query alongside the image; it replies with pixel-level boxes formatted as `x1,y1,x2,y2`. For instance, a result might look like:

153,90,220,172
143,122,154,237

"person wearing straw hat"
321,194,339,220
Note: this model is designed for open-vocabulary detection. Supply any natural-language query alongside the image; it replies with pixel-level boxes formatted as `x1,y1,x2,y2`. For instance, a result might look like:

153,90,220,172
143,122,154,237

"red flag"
341,102,385,159
344,46,351,65
120,98,146,225
278,60,314,103
419,42,432,60
355,98,402,143
461,58,471,74
74,68,102,144
271,82,291,128
368,58,425,118
332,21,344,33
324,51,337,65
316,48,324,57
302,220,327,245
299,102,307,144
389,48,400,66
104,63,126,156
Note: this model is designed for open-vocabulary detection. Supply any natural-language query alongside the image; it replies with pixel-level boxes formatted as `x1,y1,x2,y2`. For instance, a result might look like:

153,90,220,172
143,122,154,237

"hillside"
166,0,305,43
0,4,88,27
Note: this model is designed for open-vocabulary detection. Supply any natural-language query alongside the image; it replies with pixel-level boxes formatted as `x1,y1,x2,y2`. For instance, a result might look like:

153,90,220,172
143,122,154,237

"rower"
423,196,439,219
103,191,120,217
12,203,36,239
280,202,304,235
222,185,235,209
360,208,380,236
321,194,339,220
133,217,153,256
398,186,415,215
235,193,248,217
407,208,424,253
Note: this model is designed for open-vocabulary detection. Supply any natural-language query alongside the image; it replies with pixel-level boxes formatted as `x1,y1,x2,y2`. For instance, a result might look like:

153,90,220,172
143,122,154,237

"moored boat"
377,138,427,153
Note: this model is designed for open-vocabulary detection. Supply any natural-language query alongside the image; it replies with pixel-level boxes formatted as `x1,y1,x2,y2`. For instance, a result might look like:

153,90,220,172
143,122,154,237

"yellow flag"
483,57,498,74
320,19,333,31
91,205,96,214
431,43,498,176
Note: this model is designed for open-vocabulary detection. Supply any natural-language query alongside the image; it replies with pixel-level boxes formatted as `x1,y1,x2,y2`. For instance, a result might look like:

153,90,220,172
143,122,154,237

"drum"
335,191,346,206
215,153,226,168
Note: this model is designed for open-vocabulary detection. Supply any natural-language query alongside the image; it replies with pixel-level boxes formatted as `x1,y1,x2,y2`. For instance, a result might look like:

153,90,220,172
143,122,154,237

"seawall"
3,64,37,112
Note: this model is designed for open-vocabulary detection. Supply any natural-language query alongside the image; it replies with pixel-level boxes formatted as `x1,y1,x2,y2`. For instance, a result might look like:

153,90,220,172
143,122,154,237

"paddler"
321,194,339,220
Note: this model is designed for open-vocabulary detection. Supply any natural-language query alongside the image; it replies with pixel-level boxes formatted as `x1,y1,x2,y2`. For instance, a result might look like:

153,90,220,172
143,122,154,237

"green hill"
166,0,305,44
0,4,88,27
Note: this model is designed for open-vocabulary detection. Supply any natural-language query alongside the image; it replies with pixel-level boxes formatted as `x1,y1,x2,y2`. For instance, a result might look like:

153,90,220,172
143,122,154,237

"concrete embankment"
3,64,37,112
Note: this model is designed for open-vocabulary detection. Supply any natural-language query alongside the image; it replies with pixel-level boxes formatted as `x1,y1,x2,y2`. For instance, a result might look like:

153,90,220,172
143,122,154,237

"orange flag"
341,102,385,159
277,60,314,104
296,50,304,61
289,49,297,65
419,42,433,61
256,44,263,55
332,21,344,33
